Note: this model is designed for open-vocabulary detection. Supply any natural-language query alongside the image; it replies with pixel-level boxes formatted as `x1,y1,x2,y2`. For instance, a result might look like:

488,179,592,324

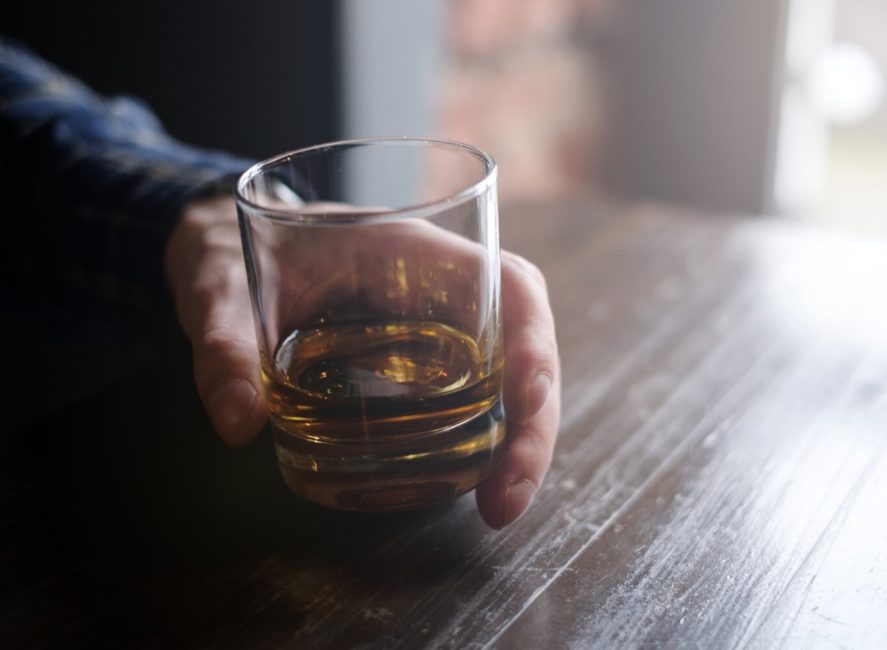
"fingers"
167,197,268,447
190,296,267,447
476,374,561,529
501,252,559,424
475,251,560,529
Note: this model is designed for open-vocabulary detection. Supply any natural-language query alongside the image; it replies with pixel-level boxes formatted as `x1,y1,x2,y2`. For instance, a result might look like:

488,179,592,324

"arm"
0,38,252,336
1,38,560,528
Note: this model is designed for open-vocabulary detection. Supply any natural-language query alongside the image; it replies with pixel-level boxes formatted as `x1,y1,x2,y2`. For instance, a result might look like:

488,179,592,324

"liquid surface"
264,320,505,511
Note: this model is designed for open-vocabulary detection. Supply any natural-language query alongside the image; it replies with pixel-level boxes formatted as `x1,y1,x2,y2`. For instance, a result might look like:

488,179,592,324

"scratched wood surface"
3,200,887,649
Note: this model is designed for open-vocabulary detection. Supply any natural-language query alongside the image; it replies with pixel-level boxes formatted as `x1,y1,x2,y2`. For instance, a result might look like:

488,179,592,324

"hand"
165,196,560,529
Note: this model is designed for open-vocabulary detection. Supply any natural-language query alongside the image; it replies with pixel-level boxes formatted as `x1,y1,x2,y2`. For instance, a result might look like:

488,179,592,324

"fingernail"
524,372,552,422
503,480,537,527
208,378,258,441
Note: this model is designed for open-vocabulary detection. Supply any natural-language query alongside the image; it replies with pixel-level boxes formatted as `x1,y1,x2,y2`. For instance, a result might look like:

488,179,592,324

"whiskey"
264,320,505,512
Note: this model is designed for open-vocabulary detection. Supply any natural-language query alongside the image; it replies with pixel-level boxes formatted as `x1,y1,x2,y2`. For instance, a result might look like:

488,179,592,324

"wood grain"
2,200,886,648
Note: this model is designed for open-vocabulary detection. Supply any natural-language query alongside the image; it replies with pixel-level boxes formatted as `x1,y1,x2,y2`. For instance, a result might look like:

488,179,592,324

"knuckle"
201,259,246,293
510,327,558,372
192,331,245,397
504,252,547,288
201,328,244,358
510,425,555,478
203,224,243,252
183,268,250,335
525,425,555,461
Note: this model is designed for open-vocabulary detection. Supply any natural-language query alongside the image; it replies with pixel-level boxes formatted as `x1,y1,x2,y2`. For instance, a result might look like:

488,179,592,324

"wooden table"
3,200,887,648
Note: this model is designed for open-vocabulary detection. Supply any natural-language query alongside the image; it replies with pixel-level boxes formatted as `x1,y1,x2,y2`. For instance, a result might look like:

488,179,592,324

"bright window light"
807,42,885,124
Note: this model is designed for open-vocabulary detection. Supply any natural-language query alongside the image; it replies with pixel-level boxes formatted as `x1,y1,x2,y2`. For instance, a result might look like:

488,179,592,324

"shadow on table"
3,330,482,645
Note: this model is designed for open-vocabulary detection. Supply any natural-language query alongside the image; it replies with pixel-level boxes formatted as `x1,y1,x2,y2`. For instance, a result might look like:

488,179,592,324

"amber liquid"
264,320,505,511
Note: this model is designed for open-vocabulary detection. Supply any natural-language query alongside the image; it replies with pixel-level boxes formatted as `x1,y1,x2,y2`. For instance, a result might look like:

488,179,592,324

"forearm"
0,38,252,336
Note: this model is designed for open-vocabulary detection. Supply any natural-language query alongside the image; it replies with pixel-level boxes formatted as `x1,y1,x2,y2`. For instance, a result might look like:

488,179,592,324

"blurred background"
8,0,886,235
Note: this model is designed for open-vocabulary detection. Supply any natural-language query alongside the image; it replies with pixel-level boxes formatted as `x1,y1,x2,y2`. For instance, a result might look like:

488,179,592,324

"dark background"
6,0,342,160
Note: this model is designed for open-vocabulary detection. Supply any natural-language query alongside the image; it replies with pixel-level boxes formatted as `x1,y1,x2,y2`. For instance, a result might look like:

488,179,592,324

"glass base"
273,401,506,512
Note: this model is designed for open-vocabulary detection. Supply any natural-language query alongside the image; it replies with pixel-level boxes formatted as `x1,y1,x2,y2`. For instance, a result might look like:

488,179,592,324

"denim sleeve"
0,38,255,339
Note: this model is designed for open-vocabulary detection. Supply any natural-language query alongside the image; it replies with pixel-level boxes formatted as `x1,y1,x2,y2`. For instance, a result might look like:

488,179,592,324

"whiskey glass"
235,138,504,511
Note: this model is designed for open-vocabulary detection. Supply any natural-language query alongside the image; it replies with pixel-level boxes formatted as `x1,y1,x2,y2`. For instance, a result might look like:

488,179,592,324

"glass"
235,138,504,512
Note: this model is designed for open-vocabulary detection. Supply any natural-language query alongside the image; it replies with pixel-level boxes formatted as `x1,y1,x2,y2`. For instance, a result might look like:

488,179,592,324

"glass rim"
234,137,497,225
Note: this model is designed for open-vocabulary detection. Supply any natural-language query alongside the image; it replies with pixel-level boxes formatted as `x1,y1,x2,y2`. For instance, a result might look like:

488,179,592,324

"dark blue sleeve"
0,38,255,340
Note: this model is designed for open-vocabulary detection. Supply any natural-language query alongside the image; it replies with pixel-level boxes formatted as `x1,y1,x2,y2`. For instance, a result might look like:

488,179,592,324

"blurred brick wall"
436,0,612,201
